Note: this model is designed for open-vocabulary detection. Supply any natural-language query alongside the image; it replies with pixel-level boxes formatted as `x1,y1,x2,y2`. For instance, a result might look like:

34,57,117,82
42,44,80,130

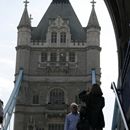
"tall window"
41,52,47,62
60,32,66,43
51,32,57,43
59,52,66,62
32,95,39,104
69,52,75,62
50,52,57,62
48,124,64,130
49,88,64,104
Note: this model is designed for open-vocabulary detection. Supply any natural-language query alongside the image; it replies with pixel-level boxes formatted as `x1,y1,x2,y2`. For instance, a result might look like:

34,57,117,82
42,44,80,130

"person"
77,90,90,130
64,102,79,130
88,84,105,130
0,99,4,128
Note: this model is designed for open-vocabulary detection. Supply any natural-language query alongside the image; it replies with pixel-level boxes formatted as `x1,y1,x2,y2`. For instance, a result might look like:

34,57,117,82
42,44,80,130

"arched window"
60,32,66,43
49,88,64,104
51,32,57,43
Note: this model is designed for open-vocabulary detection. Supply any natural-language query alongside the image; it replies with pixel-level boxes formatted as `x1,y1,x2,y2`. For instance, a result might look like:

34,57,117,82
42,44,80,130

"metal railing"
112,40,130,130
2,69,23,130
111,82,129,130
91,69,96,84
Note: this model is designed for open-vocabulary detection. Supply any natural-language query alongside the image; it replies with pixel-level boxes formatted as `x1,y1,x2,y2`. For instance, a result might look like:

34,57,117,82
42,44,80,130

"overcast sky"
0,0,118,130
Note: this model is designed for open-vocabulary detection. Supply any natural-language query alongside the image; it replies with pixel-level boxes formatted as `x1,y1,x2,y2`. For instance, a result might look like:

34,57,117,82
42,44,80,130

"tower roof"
31,1,86,41
18,1,31,29
87,2,100,30
52,0,70,4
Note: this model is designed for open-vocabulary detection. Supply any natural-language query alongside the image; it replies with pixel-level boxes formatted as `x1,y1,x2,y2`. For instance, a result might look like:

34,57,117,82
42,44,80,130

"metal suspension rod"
111,82,129,130
2,69,23,130
122,41,130,83
91,69,96,85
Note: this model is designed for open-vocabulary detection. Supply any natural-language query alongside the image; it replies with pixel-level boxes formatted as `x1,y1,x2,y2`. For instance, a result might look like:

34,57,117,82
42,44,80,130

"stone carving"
39,62,77,74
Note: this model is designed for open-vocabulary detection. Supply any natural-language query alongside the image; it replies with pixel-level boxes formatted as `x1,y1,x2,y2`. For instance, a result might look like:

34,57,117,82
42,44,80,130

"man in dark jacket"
88,84,105,130
78,84,105,130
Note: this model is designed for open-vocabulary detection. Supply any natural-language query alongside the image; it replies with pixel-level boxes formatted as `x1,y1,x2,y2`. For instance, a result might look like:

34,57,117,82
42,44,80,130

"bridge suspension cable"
111,82,129,130
91,68,96,84
2,69,23,130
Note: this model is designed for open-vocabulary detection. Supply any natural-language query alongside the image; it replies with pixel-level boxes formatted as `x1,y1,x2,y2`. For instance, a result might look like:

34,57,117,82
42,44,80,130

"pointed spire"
52,0,70,4
17,0,31,29
87,0,100,30
29,14,33,25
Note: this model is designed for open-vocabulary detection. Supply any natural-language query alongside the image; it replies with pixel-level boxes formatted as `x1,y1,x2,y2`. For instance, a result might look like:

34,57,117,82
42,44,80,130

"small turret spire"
30,14,33,25
17,0,31,29
87,0,100,30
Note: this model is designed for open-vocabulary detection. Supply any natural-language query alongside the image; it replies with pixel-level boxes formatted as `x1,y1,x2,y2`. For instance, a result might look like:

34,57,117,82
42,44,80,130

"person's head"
91,84,103,96
70,102,78,113
79,90,87,102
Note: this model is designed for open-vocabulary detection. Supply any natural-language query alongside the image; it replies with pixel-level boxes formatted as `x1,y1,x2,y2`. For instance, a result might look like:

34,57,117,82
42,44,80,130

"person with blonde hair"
64,102,79,130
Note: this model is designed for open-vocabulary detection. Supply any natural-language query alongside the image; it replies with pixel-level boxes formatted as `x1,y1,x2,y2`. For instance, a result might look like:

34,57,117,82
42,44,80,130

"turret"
86,0,101,46
86,0,101,84
15,0,31,73
17,0,31,46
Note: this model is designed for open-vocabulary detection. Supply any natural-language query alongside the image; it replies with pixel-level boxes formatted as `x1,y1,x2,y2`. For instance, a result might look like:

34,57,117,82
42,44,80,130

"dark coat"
77,106,90,130
88,93,105,129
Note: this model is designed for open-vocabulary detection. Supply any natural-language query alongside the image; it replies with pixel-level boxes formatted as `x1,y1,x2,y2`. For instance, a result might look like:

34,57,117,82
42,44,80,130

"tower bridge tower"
14,0,101,130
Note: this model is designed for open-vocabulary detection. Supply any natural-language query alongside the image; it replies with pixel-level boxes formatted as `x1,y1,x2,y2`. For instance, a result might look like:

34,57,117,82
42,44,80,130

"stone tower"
14,0,101,130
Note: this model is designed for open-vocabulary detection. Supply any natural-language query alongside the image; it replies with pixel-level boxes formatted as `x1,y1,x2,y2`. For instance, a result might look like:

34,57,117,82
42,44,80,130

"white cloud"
0,77,14,104
0,59,15,67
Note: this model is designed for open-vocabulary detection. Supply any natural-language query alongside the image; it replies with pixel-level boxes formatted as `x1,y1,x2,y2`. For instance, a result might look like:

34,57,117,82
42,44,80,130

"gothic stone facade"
14,1,101,130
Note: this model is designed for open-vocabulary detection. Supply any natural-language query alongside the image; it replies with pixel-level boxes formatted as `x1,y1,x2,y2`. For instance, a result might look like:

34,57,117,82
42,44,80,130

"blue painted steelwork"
112,40,130,130
91,69,96,84
111,82,129,130
2,69,23,130
111,100,120,130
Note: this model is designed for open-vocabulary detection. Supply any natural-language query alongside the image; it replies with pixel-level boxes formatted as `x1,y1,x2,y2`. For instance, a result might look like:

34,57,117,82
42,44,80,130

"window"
49,88,64,104
41,52,47,62
69,52,75,62
48,124,64,130
60,32,66,43
59,52,66,62
51,32,57,43
50,52,57,62
32,95,39,104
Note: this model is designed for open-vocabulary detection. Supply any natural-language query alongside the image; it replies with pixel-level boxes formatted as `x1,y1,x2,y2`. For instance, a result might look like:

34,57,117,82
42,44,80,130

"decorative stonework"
38,62,77,74
46,16,71,46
